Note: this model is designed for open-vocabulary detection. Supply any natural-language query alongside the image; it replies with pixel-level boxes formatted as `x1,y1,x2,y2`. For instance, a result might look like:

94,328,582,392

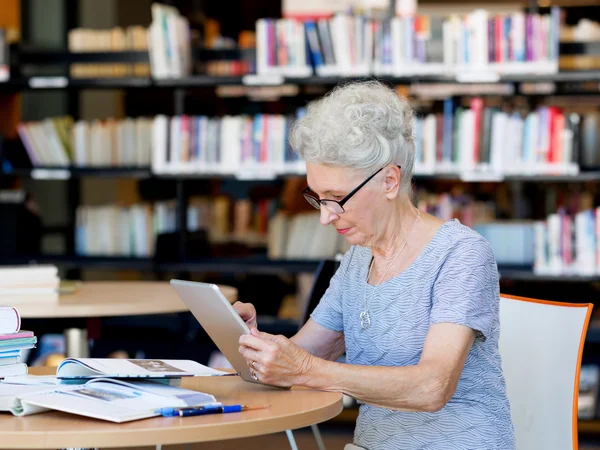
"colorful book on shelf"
0,377,220,422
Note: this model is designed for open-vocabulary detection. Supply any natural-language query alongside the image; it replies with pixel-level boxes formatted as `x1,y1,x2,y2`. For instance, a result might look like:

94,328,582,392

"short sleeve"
310,247,356,332
430,236,500,340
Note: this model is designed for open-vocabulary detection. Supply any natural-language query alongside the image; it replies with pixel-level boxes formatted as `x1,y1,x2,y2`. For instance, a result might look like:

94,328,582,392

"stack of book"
0,306,37,378
0,266,59,303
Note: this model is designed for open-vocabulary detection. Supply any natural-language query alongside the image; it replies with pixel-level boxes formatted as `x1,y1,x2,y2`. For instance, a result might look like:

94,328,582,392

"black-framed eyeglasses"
302,165,401,214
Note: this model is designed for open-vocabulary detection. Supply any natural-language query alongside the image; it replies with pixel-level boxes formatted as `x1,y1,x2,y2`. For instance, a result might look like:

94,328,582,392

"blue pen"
158,404,269,417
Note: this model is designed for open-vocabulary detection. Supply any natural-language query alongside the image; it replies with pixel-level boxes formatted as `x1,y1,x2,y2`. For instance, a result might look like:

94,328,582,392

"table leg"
311,424,327,450
285,430,299,450
64,328,89,358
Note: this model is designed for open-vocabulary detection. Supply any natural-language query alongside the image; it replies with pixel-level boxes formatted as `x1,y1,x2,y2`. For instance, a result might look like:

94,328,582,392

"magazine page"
57,358,229,379
87,378,218,407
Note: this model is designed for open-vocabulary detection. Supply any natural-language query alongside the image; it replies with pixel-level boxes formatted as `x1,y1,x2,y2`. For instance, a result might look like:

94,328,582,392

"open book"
0,377,220,422
57,358,229,380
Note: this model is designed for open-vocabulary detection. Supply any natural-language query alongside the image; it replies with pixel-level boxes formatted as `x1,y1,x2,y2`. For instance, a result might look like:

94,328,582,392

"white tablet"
170,279,286,388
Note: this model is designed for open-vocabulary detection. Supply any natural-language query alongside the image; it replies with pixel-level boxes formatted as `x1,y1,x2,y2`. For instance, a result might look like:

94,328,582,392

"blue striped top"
311,219,516,450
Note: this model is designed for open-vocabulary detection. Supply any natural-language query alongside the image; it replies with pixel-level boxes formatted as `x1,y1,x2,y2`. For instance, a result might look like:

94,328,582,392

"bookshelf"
2,70,600,91
4,46,600,282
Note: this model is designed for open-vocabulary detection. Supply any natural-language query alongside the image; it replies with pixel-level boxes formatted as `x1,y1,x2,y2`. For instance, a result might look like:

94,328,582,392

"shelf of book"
158,257,322,275
7,168,600,183
1,167,153,179
0,77,153,90
1,71,600,91
3,255,600,282
0,255,155,270
499,269,600,283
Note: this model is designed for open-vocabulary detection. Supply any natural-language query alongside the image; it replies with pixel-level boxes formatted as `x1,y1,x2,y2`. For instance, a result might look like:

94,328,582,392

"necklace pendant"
359,311,371,330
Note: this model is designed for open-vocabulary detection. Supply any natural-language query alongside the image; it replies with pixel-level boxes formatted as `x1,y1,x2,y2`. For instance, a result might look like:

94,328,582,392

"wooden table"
16,281,237,318
16,281,238,358
0,367,343,449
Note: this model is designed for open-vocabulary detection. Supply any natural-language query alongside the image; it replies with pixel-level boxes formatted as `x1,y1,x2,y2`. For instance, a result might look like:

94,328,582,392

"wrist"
298,354,328,389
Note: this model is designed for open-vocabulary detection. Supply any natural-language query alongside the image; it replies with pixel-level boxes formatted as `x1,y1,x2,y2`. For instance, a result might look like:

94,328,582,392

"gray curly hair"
289,80,415,193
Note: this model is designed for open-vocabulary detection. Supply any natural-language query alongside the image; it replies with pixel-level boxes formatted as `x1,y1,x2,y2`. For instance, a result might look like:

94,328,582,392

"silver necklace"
360,209,421,330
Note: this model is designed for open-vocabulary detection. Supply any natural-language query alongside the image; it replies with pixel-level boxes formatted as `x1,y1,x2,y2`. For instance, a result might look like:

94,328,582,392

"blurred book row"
534,208,600,276
18,117,152,168
68,26,150,78
413,100,582,177
257,9,559,78
15,108,600,179
75,196,276,258
151,112,304,177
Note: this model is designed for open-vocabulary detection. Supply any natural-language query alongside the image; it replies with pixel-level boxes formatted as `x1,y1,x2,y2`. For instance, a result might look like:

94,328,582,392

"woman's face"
305,163,392,247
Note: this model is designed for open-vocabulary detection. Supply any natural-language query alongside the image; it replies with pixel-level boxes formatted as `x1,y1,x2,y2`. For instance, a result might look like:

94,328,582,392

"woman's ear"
384,166,401,199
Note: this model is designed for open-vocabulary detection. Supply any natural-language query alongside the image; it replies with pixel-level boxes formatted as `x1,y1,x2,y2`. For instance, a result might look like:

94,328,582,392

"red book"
547,106,561,164
0,330,33,340
495,16,503,63
470,98,484,163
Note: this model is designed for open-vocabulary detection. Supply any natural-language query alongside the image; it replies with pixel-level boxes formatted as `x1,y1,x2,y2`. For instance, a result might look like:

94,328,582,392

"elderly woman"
235,81,515,450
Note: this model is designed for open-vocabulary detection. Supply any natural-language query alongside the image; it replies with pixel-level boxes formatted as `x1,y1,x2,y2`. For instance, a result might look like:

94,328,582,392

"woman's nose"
320,206,338,225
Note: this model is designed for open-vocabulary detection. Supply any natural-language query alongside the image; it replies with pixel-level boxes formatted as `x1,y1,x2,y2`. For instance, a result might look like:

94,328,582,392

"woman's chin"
343,234,362,246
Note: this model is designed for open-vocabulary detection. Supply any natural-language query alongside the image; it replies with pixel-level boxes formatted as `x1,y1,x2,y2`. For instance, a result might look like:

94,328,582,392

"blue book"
504,16,511,62
442,99,454,163
304,21,323,69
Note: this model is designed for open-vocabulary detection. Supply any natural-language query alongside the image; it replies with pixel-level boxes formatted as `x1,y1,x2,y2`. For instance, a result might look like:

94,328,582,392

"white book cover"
423,114,437,168
170,116,182,166
459,110,475,171
489,112,508,174
123,118,136,166
547,213,562,274
72,121,89,167
255,19,269,75
151,115,168,173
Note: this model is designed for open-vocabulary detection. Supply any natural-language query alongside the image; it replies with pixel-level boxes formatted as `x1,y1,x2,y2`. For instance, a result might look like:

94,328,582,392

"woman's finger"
239,333,273,351
238,345,262,363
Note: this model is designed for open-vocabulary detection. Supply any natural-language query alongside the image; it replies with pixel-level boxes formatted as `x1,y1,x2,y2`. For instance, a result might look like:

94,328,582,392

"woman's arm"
290,318,345,361
233,302,345,361
240,322,475,412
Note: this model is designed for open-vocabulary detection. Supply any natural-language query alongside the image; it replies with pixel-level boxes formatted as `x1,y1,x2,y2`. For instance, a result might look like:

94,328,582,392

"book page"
57,358,229,379
87,378,218,407
19,383,179,423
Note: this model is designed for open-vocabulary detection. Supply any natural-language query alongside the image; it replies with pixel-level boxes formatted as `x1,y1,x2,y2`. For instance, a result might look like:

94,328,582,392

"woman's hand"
233,301,258,329
239,328,315,388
